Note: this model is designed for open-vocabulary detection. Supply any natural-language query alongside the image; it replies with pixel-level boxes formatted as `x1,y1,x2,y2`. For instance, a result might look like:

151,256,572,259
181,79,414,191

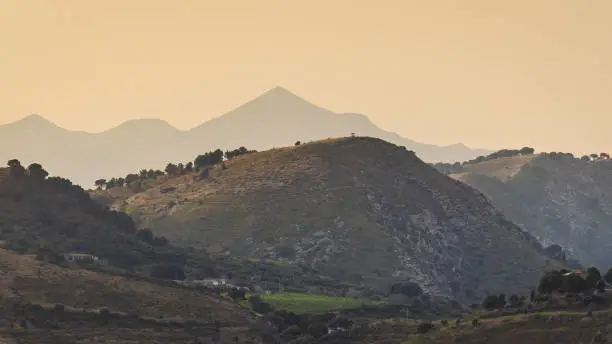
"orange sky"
0,0,610,153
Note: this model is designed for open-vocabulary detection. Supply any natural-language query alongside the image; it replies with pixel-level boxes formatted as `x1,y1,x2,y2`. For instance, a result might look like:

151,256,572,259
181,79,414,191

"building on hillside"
176,279,234,289
63,253,107,265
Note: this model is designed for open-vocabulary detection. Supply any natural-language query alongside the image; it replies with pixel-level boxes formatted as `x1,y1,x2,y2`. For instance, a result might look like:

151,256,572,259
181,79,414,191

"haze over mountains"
1,87,490,187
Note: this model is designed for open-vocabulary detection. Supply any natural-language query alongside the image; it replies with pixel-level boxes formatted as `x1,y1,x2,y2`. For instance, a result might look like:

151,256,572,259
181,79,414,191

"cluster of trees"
580,153,610,162
481,266,612,310
466,147,535,165
95,146,257,190
260,307,353,341
537,267,607,294
6,159,50,181
432,148,611,176
150,264,186,281
95,169,165,190
431,147,535,174
482,293,526,310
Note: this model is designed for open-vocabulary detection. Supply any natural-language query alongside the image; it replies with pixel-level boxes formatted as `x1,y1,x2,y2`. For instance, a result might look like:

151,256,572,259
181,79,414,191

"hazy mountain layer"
453,153,612,268
0,87,490,187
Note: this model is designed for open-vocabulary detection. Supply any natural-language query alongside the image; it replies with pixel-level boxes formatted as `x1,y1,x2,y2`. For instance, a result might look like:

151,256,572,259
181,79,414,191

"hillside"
109,137,557,304
0,160,238,285
452,152,612,269
0,87,490,187
0,248,262,343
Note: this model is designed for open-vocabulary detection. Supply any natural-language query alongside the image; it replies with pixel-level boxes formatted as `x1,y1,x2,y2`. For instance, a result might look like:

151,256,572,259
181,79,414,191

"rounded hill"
116,137,557,303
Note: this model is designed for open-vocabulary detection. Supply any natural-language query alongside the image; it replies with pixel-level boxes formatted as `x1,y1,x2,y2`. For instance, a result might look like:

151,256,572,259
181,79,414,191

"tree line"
94,146,257,190
431,147,611,175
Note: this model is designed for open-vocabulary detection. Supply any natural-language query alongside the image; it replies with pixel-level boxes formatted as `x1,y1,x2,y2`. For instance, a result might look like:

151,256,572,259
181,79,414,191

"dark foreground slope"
0,162,210,271
114,137,557,303
453,153,612,268
0,249,263,344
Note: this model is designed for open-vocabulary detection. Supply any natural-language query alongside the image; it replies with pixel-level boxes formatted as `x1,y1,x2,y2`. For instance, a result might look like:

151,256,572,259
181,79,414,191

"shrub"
585,267,602,288
306,323,328,339
389,282,423,297
416,321,434,334
604,268,612,284
280,325,302,339
249,295,275,315
482,295,503,309
150,265,185,280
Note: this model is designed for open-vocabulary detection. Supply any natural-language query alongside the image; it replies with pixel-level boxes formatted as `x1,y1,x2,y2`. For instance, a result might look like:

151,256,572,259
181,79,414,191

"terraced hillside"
0,249,262,343
111,137,558,304
452,153,612,268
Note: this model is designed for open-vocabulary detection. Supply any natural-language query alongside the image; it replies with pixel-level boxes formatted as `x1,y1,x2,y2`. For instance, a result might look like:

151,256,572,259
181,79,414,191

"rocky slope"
452,152,612,269
110,137,557,304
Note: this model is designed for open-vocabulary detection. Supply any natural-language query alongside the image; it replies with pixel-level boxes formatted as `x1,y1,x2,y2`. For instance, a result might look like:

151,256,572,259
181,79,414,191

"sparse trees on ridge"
95,146,257,191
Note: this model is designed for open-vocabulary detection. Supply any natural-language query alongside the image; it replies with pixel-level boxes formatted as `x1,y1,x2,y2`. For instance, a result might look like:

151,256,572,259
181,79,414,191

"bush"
604,268,612,284
538,271,563,294
482,295,502,309
150,265,185,280
416,321,434,334
585,267,602,288
249,295,275,315
389,282,423,297
281,325,302,339
306,323,329,339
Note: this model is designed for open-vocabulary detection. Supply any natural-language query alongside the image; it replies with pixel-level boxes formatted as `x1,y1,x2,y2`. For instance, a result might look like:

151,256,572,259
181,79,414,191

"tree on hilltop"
125,174,139,184
94,179,107,190
165,163,179,176
27,163,49,180
7,159,26,179
519,147,535,155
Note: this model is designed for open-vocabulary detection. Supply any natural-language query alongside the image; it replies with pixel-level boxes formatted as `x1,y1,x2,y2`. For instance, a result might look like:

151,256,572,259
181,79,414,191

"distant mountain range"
1,86,491,186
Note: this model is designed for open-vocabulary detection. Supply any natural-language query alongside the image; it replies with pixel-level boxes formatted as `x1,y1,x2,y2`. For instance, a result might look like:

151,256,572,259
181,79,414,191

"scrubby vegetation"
95,146,257,191
431,147,535,174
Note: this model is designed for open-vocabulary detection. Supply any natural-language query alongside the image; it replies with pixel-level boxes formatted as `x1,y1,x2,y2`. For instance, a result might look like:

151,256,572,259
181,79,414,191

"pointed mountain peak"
103,118,181,136
219,86,333,121
18,114,54,125
262,85,298,96
7,114,59,129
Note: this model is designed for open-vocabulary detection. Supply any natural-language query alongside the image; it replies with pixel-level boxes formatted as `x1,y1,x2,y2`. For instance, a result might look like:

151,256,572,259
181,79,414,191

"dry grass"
105,137,555,305
0,249,252,323
451,154,538,182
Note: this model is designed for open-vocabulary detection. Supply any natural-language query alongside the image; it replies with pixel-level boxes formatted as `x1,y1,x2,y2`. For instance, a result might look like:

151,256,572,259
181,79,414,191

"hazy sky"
1,1,610,153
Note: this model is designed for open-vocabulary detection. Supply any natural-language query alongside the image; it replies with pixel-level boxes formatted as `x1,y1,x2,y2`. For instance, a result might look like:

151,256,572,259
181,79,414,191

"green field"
258,293,383,314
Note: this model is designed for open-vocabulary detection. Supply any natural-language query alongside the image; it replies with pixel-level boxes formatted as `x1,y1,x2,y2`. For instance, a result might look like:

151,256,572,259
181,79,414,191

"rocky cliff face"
112,137,557,304
455,153,612,269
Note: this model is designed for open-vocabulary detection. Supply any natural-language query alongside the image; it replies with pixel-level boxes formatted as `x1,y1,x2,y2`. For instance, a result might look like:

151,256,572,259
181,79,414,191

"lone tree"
94,179,107,190
27,163,49,180
7,159,26,179
165,163,179,176
604,268,612,284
